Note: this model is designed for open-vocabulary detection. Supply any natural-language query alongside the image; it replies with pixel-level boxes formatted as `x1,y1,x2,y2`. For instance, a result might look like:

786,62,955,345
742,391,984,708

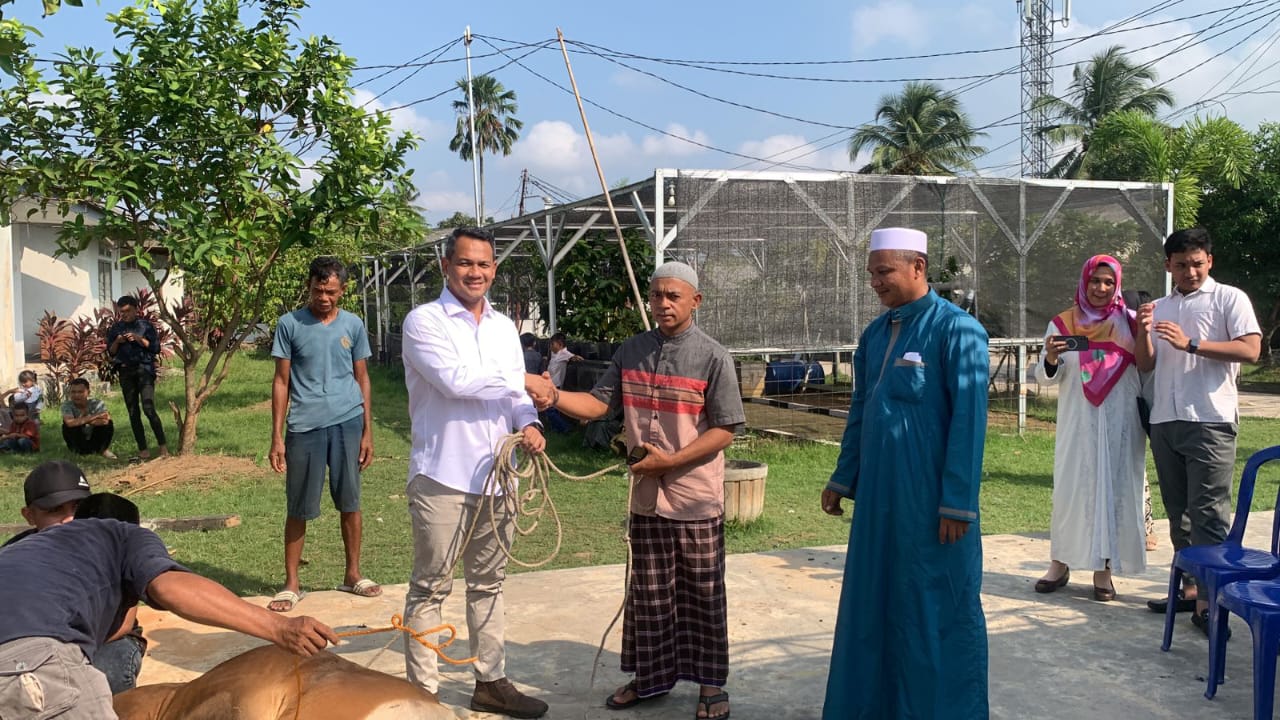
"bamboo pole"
556,28,650,331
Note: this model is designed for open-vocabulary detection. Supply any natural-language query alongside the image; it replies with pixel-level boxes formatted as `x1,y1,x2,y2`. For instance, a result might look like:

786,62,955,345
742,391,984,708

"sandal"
605,681,668,710
696,690,730,720
267,589,304,612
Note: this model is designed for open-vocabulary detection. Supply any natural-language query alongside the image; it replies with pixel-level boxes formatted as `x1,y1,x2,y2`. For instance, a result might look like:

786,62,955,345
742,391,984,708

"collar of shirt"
653,324,699,346
888,289,937,322
1169,276,1218,299
439,286,495,322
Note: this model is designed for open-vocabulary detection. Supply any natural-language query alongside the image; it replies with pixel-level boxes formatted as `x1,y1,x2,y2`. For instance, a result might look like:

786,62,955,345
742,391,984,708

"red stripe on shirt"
623,395,705,415
621,368,709,392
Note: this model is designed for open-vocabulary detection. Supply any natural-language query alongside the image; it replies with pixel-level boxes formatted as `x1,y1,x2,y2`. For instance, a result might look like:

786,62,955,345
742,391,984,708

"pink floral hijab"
1049,255,1137,406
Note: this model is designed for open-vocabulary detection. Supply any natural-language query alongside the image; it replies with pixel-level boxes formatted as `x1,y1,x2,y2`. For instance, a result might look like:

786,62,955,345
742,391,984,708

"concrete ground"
135,513,1280,719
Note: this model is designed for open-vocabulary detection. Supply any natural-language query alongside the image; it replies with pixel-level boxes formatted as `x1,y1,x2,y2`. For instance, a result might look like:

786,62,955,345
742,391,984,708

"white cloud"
351,88,438,139
509,120,588,172
852,0,931,51
32,91,72,107
641,124,711,157
418,190,476,218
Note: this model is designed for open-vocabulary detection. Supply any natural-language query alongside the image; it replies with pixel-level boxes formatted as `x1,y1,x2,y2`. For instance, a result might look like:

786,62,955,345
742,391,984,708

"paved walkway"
135,513,1280,719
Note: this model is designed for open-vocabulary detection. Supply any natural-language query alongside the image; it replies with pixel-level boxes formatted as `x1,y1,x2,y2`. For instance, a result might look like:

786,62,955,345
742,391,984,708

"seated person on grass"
61,376,117,459
0,460,339,717
2,464,150,694
1,370,44,426
0,402,39,454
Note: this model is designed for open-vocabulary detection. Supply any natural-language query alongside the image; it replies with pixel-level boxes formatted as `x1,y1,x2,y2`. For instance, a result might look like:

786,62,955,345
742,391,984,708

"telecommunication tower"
1019,0,1070,177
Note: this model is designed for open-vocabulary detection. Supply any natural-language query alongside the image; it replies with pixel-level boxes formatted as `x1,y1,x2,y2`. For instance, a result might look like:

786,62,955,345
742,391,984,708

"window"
98,259,114,308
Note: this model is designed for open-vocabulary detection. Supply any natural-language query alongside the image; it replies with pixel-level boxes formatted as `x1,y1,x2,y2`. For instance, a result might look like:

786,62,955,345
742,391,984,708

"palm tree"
1035,45,1175,179
848,81,987,176
449,75,522,223
1088,111,1253,228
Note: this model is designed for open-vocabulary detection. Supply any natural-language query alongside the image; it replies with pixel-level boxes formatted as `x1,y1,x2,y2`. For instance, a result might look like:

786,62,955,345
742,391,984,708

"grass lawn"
2,352,1279,596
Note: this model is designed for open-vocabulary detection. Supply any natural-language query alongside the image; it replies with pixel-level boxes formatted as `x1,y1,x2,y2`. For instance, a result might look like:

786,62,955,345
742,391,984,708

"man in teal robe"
821,227,989,719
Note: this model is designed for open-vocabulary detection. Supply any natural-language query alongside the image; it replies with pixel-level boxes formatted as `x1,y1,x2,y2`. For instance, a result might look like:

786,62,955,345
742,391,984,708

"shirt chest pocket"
887,360,927,403
1187,310,1222,341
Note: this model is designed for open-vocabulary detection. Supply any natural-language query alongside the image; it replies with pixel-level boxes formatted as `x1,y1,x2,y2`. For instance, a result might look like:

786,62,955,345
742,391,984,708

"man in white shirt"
1136,227,1261,632
399,227,548,718
545,333,581,388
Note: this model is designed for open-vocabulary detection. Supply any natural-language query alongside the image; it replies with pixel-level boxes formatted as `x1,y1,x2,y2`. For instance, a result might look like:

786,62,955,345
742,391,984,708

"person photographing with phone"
525,261,744,720
107,295,169,461
1034,255,1147,601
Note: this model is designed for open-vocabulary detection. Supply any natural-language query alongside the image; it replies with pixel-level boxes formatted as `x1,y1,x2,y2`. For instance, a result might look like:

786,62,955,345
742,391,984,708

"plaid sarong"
622,514,728,697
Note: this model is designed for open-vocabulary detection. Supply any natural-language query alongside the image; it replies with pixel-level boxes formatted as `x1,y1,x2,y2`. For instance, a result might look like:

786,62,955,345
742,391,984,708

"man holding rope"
400,226,549,719
527,261,744,720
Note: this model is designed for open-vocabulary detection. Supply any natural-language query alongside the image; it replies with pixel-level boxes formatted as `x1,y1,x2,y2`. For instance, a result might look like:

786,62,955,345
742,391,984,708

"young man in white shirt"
399,227,548,718
1136,227,1262,632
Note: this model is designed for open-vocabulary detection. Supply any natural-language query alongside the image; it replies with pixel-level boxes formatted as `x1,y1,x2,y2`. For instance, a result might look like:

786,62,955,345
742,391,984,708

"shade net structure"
361,170,1171,438
662,170,1171,436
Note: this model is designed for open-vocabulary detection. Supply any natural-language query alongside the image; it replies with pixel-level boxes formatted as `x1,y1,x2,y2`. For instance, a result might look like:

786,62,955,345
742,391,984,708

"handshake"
524,373,557,411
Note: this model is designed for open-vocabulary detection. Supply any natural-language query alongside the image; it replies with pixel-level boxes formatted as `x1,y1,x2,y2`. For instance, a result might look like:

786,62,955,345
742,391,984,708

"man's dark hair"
445,227,496,260
308,256,348,285
74,492,141,525
1164,228,1213,258
68,377,90,390
520,333,536,349
116,295,139,309
10,402,28,415
550,332,567,345
17,370,36,384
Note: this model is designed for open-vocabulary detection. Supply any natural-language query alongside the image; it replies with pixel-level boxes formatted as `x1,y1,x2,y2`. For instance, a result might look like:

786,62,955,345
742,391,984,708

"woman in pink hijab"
1032,255,1147,601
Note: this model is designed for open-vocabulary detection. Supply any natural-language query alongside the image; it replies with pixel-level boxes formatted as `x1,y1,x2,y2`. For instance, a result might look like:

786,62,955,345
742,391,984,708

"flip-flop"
605,681,668,710
267,589,304,612
696,691,730,720
336,578,382,597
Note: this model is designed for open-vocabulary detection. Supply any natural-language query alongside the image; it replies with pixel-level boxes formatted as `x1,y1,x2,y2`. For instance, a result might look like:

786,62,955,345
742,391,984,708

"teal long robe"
823,290,989,719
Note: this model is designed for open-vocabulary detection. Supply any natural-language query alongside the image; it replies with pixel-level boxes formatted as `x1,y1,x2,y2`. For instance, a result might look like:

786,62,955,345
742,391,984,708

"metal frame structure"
360,168,1172,432
1019,0,1070,178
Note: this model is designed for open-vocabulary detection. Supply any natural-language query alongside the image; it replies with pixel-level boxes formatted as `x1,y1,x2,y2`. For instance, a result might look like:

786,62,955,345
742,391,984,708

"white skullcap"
869,227,928,254
650,261,699,291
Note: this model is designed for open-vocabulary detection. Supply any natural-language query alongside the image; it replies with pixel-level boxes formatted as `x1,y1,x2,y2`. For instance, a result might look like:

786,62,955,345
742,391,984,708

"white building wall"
0,222,16,383
17,222,107,356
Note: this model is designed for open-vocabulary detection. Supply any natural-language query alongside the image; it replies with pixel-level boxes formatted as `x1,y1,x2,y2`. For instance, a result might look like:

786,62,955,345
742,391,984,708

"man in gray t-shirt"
267,257,378,613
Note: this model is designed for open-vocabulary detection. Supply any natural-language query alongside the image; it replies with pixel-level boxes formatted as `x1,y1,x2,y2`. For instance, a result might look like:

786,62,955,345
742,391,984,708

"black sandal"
605,681,668,710
696,691,730,720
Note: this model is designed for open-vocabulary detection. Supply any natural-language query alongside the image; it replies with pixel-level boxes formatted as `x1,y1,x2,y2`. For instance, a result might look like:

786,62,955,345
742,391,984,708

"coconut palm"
449,75,522,223
848,81,988,176
1088,111,1253,228
1035,45,1175,179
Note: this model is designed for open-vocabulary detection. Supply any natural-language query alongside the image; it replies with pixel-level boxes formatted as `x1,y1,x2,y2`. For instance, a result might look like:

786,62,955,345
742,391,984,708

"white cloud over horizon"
852,0,931,52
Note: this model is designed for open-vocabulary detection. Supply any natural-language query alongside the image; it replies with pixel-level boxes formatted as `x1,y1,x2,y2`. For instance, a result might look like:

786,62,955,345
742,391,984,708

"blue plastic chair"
1216,580,1280,718
1159,445,1280,699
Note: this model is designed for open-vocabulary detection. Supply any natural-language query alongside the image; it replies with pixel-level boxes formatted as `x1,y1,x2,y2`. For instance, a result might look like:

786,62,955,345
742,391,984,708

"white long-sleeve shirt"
401,288,539,495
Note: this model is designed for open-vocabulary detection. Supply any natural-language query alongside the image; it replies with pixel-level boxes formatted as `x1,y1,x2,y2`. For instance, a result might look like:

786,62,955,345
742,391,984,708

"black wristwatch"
1186,338,1200,355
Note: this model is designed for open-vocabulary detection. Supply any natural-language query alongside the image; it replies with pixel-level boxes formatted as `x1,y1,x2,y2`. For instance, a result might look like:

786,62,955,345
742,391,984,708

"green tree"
1200,122,1280,363
541,231,653,342
848,81,987,175
1034,45,1175,179
3,0,417,453
1087,111,1253,229
448,75,521,224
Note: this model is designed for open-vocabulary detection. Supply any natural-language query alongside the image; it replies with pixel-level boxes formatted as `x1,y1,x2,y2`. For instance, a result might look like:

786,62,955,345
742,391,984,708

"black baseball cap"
23,460,92,510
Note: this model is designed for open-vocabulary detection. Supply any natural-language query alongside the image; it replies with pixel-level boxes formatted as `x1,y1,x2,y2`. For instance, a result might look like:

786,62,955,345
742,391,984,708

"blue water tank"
764,360,825,395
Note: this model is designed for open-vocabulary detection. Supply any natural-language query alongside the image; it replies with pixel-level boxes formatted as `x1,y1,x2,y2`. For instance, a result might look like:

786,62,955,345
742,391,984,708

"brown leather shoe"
1034,569,1070,594
472,677,549,719
1093,583,1116,602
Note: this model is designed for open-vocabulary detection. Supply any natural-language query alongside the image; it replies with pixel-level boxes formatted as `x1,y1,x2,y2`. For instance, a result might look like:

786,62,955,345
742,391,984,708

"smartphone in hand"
1050,335,1089,352
626,446,648,465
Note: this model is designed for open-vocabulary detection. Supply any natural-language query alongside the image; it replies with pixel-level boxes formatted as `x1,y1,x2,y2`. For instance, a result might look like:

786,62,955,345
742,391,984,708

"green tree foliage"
1034,45,1175,179
448,74,521,224
1199,122,1280,362
1,0,417,453
1087,111,1253,229
538,231,653,343
848,81,987,175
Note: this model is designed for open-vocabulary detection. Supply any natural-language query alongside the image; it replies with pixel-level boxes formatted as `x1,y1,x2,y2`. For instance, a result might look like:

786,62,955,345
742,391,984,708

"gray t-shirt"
271,308,371,433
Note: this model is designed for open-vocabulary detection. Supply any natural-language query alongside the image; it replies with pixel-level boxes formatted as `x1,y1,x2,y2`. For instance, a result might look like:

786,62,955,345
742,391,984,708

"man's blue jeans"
94,634,145,694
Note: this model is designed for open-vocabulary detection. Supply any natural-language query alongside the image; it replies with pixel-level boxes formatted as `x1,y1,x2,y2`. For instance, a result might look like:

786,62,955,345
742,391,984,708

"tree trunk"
178,359,201,454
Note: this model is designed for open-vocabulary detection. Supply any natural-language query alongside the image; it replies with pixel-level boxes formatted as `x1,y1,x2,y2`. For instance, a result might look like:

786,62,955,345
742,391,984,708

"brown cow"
113,645,452,719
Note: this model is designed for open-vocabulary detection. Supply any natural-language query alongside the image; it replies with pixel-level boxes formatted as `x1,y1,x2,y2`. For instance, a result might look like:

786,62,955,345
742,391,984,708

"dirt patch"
988,412,1055,432
101,455,269,495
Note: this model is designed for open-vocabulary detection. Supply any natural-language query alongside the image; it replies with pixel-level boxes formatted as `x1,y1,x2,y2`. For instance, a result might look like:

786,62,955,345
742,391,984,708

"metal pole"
556,28,650,331
464,27,482,223
546,201,557,333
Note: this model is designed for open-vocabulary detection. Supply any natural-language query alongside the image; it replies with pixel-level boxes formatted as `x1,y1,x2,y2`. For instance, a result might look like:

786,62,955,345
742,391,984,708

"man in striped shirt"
527,261,744,720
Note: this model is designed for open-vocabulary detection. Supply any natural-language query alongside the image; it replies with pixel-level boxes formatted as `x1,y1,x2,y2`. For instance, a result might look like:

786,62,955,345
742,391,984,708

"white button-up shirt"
402,288,539,495
1149,276,1260,425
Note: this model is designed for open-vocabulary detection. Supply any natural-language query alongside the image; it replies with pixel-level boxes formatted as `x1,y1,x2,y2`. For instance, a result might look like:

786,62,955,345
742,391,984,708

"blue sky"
21,0,1279,223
